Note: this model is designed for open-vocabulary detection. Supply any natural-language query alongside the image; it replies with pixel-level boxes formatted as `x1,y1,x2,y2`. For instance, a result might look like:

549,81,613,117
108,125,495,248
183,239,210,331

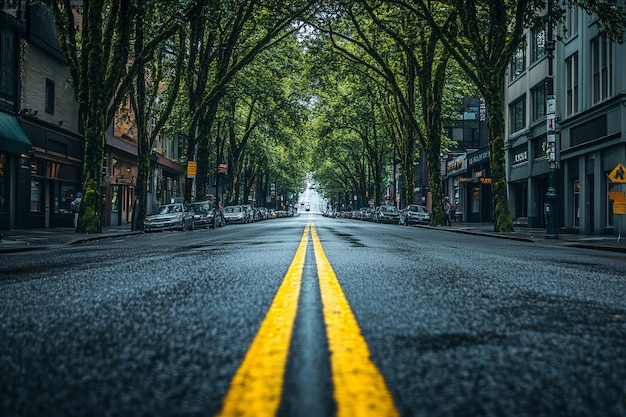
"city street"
1,208,626,417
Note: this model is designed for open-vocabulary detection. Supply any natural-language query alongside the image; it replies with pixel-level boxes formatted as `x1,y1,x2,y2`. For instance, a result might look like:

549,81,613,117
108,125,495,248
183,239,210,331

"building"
1,2,83,230
505,2,626,234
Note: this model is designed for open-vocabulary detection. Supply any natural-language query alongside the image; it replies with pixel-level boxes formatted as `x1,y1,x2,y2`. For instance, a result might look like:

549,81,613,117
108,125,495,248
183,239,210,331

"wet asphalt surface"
1,213,625,417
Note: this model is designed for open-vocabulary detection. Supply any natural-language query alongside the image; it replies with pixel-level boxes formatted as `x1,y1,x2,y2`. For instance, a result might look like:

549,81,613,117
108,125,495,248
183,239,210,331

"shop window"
55,184,77,214
30,179,43,212
471,186,480,214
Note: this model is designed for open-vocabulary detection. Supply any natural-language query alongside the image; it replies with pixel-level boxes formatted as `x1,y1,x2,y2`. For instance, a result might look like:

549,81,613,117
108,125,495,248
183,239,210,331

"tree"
48,0,184,232
407,0,626,232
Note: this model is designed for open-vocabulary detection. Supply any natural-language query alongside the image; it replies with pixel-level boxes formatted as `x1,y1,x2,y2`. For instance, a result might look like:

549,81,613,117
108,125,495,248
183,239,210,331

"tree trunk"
485,80,514,232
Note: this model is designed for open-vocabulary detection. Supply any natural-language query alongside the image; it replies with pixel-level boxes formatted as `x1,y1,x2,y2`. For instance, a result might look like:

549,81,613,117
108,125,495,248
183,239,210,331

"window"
565,53,579,116
0,24,16,104
0,153,8,213
509,95,526,133
509,38,526,81
30,179,43,212
45,78,55,114
566,5,579,38
531,81,547,122
591,35,612,104
531,27,546,63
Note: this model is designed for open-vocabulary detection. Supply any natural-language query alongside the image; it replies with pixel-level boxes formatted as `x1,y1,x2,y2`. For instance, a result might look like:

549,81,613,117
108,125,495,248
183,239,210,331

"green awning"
0,112,32,155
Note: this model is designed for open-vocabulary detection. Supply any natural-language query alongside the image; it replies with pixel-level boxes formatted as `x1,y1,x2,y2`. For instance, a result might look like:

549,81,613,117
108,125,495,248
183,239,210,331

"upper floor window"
45,78,55,114
531,81,547,122
509,95,526,134
565,52,579,116
0,26,17,104
531,27,546,63
509,38,526,81
565,5,579,39
591,35,612,104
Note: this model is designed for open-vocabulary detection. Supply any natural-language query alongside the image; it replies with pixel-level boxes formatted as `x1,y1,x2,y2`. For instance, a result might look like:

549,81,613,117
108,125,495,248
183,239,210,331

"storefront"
0,112,33,229
445,153,468,222
466,148,492,223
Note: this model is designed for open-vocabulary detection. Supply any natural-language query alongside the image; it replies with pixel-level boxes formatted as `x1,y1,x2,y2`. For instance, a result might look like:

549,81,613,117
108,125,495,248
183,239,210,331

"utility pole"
545,0,559,239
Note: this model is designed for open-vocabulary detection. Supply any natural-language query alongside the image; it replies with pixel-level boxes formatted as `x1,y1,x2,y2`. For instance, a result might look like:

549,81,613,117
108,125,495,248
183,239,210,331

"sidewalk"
419,222,626,253
1,222,625,254
0,225,142,254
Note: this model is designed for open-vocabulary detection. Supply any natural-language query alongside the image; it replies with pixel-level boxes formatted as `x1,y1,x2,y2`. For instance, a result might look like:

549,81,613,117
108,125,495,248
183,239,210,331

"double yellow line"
217,223,399,417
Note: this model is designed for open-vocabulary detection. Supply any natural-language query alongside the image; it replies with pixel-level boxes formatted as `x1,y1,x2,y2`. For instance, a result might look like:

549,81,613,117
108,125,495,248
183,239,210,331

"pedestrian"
71,192,82,228
450,201,457,222
444,196,451,226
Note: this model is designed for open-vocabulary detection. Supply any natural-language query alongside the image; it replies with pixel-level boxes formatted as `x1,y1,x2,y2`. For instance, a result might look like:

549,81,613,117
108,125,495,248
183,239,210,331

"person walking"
444,196,452,226
71,192,82,228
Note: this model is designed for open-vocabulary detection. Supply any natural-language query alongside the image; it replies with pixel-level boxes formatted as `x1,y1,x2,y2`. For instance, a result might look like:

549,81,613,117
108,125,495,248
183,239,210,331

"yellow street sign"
187,161,197,177
608,163,626,183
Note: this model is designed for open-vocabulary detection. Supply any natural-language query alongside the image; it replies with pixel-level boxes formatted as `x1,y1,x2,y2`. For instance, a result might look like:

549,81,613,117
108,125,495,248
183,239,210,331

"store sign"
468,150,489,166
513,150,528,165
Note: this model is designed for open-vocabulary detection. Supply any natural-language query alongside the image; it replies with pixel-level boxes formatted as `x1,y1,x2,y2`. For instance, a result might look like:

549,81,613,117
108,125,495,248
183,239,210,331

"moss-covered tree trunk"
484,79,514,232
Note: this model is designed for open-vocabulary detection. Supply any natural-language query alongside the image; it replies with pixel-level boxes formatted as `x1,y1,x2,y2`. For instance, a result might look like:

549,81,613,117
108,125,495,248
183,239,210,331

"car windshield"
155,205,180,214
225,206,241,213
381,206,398,213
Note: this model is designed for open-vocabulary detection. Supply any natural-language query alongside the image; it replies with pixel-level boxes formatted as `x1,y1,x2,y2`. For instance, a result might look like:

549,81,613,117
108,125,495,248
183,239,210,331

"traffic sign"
608,163,626,183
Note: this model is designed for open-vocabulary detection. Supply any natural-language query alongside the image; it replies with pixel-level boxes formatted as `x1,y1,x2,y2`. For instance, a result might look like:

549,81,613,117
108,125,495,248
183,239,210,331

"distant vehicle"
372,205,400,224
144,203,194,232
399,204,431,225
223,205,249,224
305,203,310,211
189,201,225,228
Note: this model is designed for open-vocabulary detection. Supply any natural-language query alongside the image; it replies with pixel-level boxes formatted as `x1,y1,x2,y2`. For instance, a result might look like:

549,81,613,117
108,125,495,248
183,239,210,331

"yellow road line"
311,224,399,417
216,225,309,417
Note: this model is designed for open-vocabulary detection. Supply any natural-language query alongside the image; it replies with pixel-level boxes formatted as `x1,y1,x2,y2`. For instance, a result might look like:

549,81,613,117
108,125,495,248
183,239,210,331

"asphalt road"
1,212,625,417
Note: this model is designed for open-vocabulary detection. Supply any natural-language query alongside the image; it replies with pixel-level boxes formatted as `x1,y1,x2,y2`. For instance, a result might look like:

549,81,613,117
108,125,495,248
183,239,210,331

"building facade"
505,2,626,234
1,2,83,230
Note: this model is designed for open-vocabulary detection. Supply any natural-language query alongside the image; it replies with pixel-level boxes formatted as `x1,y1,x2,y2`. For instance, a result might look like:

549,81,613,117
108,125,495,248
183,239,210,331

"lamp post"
545,0,558,239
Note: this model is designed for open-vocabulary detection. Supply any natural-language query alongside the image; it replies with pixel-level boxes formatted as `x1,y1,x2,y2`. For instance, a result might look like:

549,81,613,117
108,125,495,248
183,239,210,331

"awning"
0,112,32,155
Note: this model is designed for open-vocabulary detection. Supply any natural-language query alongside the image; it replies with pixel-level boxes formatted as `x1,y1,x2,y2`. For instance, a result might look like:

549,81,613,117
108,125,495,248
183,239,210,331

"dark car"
399,204,431,225
144,203,194,232
373,205,400,224
189,201,225,228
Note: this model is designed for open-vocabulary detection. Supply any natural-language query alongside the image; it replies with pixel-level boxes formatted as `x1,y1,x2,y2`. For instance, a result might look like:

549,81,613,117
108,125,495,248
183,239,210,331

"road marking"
311,224,399,417
217,223,398,416
216,225,309,417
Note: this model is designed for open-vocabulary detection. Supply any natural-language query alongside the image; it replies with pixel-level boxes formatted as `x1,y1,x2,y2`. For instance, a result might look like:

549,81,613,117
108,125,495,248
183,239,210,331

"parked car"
257,207,269,220
189,201,225,228
399,204,431,225
223,205,249,224
373,205,400,224
359,207,374,221
144,203,194,232
242,205,261,222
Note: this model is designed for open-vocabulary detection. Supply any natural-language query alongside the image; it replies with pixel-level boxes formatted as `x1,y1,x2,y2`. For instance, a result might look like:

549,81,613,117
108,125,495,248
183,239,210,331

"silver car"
144,203,194,232
373,205,400,224
223,205,249,224
399,204,431,225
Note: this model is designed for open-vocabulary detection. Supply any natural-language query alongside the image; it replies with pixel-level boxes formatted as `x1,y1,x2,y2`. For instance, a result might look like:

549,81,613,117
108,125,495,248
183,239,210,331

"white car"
144,203,194,232
399,204,431,225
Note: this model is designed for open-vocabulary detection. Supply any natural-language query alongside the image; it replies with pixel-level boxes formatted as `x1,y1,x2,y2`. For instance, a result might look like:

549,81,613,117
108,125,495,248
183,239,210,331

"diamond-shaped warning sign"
608,163,626,183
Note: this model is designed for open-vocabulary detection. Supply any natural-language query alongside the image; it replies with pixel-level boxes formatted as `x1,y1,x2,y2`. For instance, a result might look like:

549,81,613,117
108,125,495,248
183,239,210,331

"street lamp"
545,0,558,239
